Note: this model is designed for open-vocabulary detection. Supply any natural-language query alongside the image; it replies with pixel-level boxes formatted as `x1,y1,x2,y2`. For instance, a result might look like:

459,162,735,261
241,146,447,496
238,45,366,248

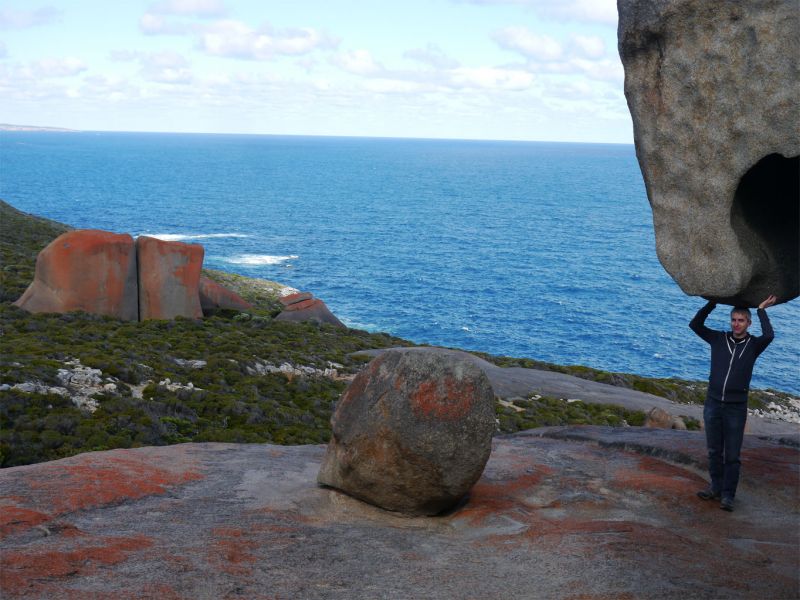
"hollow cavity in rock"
731,153,799,301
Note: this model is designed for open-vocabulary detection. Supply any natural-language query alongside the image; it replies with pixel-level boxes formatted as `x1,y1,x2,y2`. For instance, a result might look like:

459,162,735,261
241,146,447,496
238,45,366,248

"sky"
0,0,632,143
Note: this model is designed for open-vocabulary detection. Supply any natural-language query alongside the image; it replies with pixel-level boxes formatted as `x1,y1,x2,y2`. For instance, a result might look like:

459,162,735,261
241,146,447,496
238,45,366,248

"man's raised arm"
690,300,717,343
755,294,776,353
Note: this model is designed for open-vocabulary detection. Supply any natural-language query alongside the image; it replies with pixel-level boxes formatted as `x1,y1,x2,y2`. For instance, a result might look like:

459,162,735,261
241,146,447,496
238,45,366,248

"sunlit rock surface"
2,427,798,599
318,349,496,515
13,230,138,320
135,236,204,320
198,275,252,314
275,291,345,327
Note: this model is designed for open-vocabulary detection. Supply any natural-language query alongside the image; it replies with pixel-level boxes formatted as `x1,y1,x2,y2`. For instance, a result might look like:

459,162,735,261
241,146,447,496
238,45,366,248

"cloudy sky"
0,0,632,142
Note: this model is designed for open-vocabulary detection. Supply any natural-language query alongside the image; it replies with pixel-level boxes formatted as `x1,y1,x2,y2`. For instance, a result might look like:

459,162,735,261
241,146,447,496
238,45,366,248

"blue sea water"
1,131,797,394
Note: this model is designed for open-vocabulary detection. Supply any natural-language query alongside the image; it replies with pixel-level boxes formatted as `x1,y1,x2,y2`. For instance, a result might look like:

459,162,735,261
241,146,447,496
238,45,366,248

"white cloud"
109,50,138,62
141,51,193,83
30,57,88,78
492,28,563,61
540,0,617,25
491,26,621,83
569,35,606,59
330,45,533,94
403,44,460,69
447,66,533,90
109,50,193,84
197,20,338,59
363,79,429,94
0,6,61,30
332,49,384,76
454,0,617,25
0,41,7,58
139,0,227,35
567,57,623,83
148,0,228,17
140,13,193,35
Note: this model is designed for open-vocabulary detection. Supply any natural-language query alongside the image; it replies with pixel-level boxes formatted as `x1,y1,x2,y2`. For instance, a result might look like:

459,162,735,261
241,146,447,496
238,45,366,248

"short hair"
730,306,751,320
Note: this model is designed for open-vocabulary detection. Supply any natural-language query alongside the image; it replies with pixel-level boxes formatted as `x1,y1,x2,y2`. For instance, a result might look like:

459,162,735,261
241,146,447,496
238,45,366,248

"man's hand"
758,295,777,310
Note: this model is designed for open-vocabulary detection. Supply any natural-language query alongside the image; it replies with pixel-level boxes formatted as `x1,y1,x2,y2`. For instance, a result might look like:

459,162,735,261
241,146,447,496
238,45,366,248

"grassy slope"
0,200,790,467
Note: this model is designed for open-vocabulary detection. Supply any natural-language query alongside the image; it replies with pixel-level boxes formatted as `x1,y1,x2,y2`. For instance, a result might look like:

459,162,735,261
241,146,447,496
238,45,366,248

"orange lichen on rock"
410,377,476,420
1,450,204,540
136,235,204,320
281,298,317,312
198,276,252,313
0,506,50,539
0,534,153,593
459,455,555,523
13,229,138,320
318,349,496,515
612,455,706,497
209,527,259,576
28,455,203,515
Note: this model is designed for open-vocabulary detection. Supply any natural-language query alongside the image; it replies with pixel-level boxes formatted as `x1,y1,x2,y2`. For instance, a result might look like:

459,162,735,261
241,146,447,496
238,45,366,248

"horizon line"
0,123,634,146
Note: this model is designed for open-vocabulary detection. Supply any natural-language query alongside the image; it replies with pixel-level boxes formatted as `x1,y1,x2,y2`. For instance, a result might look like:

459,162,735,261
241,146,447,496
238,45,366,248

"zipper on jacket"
721,336,750,402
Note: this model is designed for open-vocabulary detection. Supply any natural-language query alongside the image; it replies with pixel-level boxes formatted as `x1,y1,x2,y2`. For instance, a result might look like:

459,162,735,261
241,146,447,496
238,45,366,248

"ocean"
1,131,797,394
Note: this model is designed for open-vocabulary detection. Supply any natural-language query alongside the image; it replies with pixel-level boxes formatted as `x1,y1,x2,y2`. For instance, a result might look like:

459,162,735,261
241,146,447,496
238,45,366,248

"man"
690,294,776,512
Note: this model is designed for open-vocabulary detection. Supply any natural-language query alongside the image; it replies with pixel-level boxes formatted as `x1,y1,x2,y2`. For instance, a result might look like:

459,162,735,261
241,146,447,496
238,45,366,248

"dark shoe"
720,497,734,512
697,489,721,501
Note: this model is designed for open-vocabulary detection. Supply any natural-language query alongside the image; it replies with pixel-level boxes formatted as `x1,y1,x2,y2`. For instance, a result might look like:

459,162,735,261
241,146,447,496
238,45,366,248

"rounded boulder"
317,348,496,515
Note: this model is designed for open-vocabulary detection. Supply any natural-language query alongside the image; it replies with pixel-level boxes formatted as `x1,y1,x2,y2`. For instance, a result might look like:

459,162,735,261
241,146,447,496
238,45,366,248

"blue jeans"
703,398,747,499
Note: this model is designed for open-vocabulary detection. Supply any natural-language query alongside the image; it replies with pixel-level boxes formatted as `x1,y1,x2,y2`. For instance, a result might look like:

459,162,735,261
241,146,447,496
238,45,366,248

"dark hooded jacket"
690,301,774,403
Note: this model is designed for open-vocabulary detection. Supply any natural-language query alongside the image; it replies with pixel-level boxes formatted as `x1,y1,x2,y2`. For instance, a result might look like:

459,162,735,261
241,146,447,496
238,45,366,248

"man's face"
730,312,751,337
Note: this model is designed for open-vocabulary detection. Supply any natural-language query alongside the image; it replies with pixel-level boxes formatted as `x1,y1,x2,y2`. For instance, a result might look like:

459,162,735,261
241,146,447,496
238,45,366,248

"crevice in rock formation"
731,153,799,300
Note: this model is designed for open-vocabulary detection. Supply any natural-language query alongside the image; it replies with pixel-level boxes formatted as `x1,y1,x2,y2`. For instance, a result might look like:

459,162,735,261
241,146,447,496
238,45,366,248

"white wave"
223,254,299,266
145,233,250,241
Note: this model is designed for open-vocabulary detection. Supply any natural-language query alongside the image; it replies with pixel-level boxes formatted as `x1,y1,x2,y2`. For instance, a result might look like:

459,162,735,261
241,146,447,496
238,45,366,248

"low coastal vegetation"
0,200,792,467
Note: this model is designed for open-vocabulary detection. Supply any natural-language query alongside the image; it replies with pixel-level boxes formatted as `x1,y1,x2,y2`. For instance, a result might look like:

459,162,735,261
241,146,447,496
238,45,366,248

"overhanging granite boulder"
618,0,799,306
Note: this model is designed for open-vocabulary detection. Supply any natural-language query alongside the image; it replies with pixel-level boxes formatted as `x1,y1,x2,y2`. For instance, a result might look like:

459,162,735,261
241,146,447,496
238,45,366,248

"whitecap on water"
223,254,299,266
144,233,250,241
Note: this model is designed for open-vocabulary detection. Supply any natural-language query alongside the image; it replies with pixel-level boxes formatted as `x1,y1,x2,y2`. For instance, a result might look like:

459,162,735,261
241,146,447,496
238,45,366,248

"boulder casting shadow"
317,348,496,515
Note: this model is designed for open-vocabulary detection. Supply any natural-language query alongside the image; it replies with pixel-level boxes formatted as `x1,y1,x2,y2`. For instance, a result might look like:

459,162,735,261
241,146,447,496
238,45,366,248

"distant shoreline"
0,123,79,133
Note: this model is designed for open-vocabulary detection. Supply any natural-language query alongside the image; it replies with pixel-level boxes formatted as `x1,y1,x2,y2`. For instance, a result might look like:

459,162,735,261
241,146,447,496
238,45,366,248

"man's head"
730,307,752,338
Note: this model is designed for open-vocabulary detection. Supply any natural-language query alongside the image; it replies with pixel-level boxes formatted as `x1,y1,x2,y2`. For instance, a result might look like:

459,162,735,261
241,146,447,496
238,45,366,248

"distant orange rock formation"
14,230,139,320
14,229,251,321
275,291,345,327
136,236,204,320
